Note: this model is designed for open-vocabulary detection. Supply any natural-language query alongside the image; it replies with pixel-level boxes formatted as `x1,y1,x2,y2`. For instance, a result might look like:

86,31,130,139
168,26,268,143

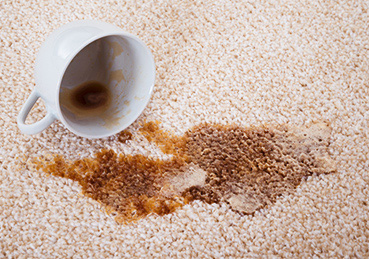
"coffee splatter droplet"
117,130,133,143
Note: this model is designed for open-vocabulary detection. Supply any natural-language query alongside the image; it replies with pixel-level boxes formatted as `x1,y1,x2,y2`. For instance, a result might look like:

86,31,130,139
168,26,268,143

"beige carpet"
1,0,369,257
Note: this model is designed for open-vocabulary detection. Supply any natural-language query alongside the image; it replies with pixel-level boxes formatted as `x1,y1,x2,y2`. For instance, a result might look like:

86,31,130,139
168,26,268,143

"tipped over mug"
17,20,155,138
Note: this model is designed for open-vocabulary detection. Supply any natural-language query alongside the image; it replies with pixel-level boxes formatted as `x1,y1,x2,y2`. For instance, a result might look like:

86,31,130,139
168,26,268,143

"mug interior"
59,34,154,138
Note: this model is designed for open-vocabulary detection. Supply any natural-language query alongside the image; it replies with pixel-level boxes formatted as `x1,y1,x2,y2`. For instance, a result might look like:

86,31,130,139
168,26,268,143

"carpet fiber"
1,0,369,257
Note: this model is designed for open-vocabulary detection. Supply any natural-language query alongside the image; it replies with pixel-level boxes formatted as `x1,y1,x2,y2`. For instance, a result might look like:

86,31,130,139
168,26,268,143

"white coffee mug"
17,20,155,138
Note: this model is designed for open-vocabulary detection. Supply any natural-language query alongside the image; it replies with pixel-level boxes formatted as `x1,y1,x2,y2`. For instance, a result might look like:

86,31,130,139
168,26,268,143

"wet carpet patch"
32,121,336,223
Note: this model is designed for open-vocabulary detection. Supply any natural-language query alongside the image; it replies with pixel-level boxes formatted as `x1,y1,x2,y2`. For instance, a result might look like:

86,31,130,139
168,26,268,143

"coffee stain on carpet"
31,121,336,223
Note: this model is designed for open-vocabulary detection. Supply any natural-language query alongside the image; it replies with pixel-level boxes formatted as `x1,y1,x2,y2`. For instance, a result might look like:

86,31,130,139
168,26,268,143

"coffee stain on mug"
109,41,124,57
59,81,111,119
107,40,124,70
108,69,125,86
99,69,127,129
31,121,336,223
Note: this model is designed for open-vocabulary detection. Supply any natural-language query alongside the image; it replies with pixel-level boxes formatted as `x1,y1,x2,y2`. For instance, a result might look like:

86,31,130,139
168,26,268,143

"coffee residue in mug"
31,121,336,223
60,81,111,118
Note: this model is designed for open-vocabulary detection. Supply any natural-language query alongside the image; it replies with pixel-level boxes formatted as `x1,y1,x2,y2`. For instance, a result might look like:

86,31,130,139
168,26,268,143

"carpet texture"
1,0,369,257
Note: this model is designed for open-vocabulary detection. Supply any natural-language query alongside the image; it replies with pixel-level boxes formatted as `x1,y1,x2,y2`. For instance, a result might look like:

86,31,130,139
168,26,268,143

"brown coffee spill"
32,121,336,223
138,120,185,155
34,151,187,223
117,130,133,143
181,123,336,213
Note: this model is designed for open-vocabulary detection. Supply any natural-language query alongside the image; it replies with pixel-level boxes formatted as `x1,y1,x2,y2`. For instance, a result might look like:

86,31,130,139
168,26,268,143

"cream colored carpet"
1,0,369,257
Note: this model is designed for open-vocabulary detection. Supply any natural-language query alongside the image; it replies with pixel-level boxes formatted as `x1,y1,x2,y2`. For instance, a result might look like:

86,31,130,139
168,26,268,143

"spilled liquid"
32,121,335,223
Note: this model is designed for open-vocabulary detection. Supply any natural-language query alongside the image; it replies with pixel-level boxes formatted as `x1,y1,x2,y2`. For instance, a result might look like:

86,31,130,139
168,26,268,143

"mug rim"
55,31,155,138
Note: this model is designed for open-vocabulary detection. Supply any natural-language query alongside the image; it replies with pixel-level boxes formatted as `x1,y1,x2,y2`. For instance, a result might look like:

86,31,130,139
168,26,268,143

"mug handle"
17,91,56,135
